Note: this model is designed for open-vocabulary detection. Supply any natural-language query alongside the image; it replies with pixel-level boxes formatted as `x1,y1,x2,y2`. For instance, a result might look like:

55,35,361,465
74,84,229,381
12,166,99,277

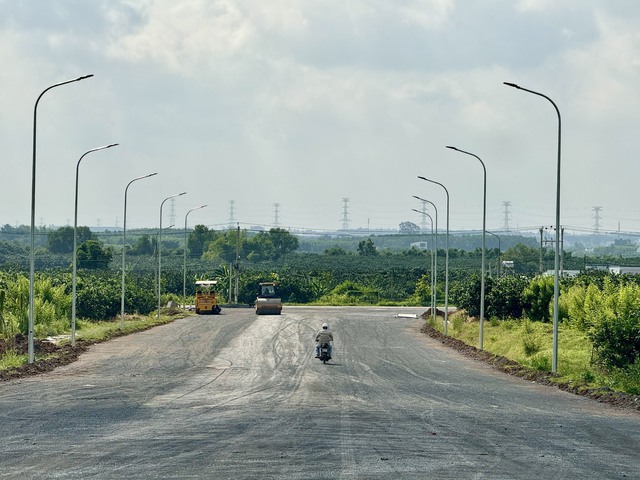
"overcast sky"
1,0,639,234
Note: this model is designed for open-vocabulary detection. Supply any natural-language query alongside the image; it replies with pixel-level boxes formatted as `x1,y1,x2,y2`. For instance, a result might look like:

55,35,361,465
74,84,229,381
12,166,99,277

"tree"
522,275,554,322
77,240,113,269
324,246,348,256
268,228,299,259
357,238,378,256
188,225,217,258
48,226,95,254
129,234,155,255
203,229,243,263
399,221,421,234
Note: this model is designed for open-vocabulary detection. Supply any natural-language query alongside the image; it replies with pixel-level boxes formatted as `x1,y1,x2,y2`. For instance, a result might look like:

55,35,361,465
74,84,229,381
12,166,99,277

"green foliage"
450,274,481,318
399,221,420,234
529,354,551,371
452,312,467,334
590,311,640,369
320,280,379,305
324,246,348,256
129,234,155,255
357,238,378,256
522,276,554,322
48,226,95,254
267,228,299,259
202,228,300,264
77,240,113,269
0,273,70,335
560,277,640,370
188,224,216,258
410,273,433,305
76,273,155,320
606,361,640,394
485,276,529,319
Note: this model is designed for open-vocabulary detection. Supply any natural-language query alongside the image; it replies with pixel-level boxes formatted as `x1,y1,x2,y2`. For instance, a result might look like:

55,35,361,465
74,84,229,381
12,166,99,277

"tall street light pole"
29,74,93,363
121,172,158,331
412,209,435,321
418,176,450,336
158,192,187,317
183,205,207,311
446,146,487,350
413,195,438,321
504,81,562,373
72,143,119,346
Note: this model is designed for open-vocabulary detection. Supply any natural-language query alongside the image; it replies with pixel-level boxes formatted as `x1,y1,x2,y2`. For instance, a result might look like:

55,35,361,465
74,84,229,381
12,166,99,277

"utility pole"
234,223,240,303
539,227,543,275
540,226,556,274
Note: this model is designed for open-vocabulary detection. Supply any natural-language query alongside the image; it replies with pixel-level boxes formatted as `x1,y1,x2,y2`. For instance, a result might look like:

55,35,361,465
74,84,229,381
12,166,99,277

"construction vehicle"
194,280,221,314
255,282,282,315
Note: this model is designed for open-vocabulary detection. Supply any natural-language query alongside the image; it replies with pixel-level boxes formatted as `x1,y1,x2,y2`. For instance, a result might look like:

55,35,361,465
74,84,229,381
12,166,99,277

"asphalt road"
1,306,638,479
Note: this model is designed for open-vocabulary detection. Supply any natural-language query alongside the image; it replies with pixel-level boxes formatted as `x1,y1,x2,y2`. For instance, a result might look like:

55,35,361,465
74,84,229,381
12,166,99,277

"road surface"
1,306,638,479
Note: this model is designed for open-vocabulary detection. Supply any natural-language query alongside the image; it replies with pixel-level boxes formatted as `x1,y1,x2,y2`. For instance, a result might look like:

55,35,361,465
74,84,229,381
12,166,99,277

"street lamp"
446,145,487,350
412,208,435,321
158,193,186,317
418,176,450,335
72,143,119,346
183,205,207,311
486,231,501,277
504,81,562,373
120,172,158,331
29,74,93,363
413,195,439,320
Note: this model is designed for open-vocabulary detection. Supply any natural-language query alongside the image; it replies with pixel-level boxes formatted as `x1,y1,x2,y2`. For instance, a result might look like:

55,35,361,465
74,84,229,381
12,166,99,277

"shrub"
522,276,554,322
530,354,551,371
590,311,640,369
485,276,528,319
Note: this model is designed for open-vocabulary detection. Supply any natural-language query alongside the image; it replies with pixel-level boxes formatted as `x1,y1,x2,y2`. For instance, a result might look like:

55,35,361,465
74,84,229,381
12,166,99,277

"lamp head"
503,82,520,89
445,145,458,151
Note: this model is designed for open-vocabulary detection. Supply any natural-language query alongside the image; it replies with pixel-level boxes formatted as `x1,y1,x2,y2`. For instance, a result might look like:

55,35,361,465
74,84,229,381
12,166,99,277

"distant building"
410,241,429,250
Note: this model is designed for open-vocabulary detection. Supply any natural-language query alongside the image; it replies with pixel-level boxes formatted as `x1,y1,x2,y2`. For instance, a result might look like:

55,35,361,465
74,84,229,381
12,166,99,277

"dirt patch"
0,334,90,381
421,322,640,414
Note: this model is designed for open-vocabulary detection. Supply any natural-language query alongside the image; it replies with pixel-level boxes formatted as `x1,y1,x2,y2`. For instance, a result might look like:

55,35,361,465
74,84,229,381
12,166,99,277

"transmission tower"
502,201,512,231
273,203,280,227
592,206,602,233
341,198,350,230
168,198,176,226
419,200,428,232
228,200,236,229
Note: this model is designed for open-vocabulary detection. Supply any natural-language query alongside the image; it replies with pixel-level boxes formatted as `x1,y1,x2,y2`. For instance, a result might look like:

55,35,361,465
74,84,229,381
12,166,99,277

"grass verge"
425,312,640,411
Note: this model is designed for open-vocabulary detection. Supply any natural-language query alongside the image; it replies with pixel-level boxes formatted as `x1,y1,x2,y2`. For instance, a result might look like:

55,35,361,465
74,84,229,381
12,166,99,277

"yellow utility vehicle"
255,282,282,315
194,280,221,314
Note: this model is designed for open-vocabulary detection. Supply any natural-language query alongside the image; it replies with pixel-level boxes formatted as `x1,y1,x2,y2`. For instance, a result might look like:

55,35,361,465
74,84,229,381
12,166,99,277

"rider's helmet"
322,323,328,329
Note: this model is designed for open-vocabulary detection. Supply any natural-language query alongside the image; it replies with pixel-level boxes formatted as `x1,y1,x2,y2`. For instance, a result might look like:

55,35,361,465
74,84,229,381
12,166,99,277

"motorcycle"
318,342,332,364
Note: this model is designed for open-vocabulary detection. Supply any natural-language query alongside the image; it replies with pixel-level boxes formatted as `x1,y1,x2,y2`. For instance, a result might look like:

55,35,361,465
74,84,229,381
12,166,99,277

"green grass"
0,350,27,369
429,313,639,395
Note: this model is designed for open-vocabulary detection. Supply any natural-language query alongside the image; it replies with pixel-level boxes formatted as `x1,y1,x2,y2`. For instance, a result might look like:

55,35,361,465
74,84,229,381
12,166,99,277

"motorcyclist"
315,322,334,358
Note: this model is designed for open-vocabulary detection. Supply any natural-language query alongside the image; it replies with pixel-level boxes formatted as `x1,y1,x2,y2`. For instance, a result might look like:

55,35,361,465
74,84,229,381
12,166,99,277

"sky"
1,0,640,235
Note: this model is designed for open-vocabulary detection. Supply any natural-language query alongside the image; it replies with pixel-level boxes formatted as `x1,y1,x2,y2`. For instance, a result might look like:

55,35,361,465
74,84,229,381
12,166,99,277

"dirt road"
1,306,638,479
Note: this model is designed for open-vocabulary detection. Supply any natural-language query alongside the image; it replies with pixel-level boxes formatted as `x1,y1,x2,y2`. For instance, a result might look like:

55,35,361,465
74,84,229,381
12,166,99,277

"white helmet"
322,323,328,329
